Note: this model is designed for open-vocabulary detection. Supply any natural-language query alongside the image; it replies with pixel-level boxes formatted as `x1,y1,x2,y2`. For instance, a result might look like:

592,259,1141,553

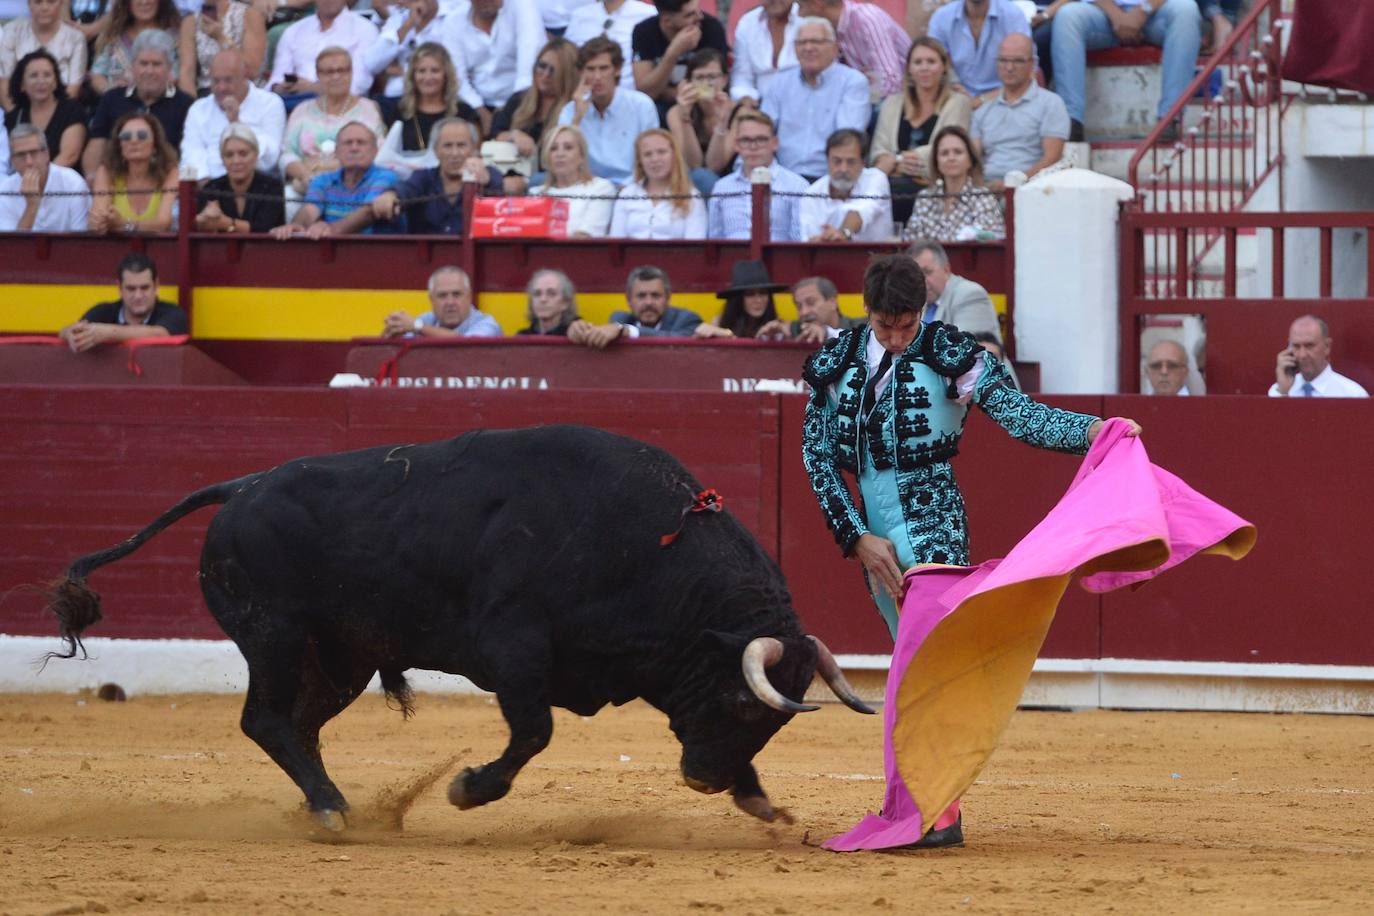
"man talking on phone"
1269,315,1368,398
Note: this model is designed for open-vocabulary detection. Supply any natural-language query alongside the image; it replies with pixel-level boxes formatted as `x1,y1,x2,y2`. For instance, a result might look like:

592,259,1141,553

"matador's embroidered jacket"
801,321,1099,569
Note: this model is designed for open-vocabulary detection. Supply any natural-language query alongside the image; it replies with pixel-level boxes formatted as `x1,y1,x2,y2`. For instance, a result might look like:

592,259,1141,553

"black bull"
46,425,872,831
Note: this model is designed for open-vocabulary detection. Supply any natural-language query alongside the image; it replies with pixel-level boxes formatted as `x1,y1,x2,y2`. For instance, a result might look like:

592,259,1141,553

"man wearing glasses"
1144,339,1192,396
0,125,90,232
706,108,809,241
970,33,1068,189
565,0,656,87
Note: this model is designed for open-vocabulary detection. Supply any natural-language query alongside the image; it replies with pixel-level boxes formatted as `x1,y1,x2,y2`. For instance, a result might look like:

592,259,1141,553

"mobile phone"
202,0,218,19
1284,348,1298,376
285,72,298,84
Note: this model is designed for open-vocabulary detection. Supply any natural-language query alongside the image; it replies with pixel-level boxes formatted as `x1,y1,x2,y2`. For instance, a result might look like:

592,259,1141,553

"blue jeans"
689,167,720,197
1051,0,1201,122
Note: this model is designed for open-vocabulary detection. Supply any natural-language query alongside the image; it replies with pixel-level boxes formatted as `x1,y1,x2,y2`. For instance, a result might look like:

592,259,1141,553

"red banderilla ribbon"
659,488,725,546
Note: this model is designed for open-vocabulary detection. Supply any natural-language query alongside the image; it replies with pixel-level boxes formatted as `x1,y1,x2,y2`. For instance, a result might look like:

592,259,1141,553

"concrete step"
1091,138,1256,186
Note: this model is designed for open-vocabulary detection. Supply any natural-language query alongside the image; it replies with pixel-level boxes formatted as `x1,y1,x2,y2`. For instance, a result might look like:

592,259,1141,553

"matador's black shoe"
900,814,964,850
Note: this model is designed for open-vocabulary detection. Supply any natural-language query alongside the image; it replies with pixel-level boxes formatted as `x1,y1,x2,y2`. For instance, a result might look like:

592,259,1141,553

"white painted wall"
1014,168,1135,393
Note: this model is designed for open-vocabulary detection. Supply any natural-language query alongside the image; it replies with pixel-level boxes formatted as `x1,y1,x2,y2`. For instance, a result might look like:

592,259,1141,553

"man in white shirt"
1269,315,1369,398
0,124,89,231
800,128,893,242
564,0,656,88
1144,339,1191,396
269,0,381,98
181,50,287,181
730,0,799,104
557,35,659,184
442,0,545,119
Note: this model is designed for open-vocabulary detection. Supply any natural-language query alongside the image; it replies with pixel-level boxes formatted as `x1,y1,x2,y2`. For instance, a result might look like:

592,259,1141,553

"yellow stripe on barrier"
1,284,1005,340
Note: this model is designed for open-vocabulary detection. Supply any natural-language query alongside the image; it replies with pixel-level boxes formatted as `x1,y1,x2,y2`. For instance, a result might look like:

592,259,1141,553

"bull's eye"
731,689,766,722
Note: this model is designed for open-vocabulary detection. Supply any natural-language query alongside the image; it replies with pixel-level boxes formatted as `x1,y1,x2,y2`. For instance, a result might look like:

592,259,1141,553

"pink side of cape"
825,420,1254,851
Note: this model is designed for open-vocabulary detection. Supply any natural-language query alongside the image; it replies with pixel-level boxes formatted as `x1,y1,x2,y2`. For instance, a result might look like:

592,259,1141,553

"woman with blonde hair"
906,124,1005,241
870,36,971,224
490,37,578,173
610,128,706,240
194,122,285,233
530,123,615,238
89,0,180,93
375,42,480,177
279,46,384,197
88,110,179,233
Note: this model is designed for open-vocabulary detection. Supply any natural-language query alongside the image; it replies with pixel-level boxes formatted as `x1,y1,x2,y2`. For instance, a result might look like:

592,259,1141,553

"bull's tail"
43,474,261,664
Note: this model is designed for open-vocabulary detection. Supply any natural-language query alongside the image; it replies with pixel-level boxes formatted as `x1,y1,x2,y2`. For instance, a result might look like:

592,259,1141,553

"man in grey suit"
908,239,1002,342
568,265,703,348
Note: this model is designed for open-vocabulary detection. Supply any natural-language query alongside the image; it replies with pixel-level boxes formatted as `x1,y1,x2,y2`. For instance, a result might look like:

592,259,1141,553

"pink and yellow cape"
825,420,1256,851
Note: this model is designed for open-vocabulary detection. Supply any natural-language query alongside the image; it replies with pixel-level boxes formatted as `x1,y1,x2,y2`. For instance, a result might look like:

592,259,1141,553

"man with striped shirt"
706,109,809,241
797,0,911,98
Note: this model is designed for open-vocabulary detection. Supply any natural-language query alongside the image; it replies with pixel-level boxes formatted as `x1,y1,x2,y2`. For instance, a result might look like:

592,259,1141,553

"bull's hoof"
313,808,348,833
733,793,794,824
448,766,511,810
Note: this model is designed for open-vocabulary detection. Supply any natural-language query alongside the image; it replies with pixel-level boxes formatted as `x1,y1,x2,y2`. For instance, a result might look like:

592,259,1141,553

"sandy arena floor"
0,690,1371,915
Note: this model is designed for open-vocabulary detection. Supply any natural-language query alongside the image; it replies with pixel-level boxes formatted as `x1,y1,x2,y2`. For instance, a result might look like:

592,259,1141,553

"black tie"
865,350,893,416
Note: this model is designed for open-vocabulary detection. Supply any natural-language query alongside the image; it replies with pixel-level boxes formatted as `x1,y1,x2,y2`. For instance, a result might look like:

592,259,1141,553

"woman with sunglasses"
88,110,180,233
489,38,578,175
194,122,284,233
176,0,265,96
279,46,383,197
89,0,181,94
3,49,86,168
375,42,480,178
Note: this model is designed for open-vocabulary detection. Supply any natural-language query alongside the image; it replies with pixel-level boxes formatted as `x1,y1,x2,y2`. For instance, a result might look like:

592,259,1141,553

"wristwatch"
840,227,854,240
413,317,424,331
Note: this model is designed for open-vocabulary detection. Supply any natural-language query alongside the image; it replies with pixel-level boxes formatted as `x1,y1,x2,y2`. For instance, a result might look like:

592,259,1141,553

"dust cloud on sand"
1,693,1371,914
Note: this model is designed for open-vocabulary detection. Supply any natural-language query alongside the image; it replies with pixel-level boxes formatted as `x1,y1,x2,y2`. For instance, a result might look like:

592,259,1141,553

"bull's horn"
742,637,819,714
808,636,877,714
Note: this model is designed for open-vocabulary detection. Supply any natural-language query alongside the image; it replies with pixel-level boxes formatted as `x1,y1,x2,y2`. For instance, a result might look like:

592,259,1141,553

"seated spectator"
870,37,972,225
0,122,89,230
971,33,1067,187
789,274,864,344
377,43,482,178
698,258,788,339
1144,338,1190,396
0,0,87,106
706,108,808,240
609,127,706,240
362,0,446,100
666,47,735,193
4,49,85,168
557,36,658,186
268,0,378,99
800,127,893,242
88,111,180,233
631,0,730,119
441,0,545,129
1199,0,1239,54
371,117,502,235
381,266,502,338
59,253,189,351
490,37,578,178
1052,0,1200,141
270,120,401,238
88,0,180,95
973,329,1020,390
532,123,616,238
729,0,798,105
564,0,655,89
907,237,1001,340
906,125,1004,240
64,0,111,42
176,0,264,96
279,47,384,197
194,122,284,232
180,48,284,180
516,268,579,336
760,17,869,182
927,0,1030,101
568,264,701,347
1269,315,1368,399
84,29,193,176
797,0,910,98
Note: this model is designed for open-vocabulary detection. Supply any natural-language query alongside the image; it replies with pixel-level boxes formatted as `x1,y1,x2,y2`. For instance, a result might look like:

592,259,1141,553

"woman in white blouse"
610,128,706,241
531,123,615,238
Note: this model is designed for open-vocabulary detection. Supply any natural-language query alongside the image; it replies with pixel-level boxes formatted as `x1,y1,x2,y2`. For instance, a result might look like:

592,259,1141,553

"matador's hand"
853,533,904,601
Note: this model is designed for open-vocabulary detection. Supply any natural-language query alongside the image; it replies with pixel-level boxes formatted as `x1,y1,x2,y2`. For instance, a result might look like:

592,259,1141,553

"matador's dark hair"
862,253,925,317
